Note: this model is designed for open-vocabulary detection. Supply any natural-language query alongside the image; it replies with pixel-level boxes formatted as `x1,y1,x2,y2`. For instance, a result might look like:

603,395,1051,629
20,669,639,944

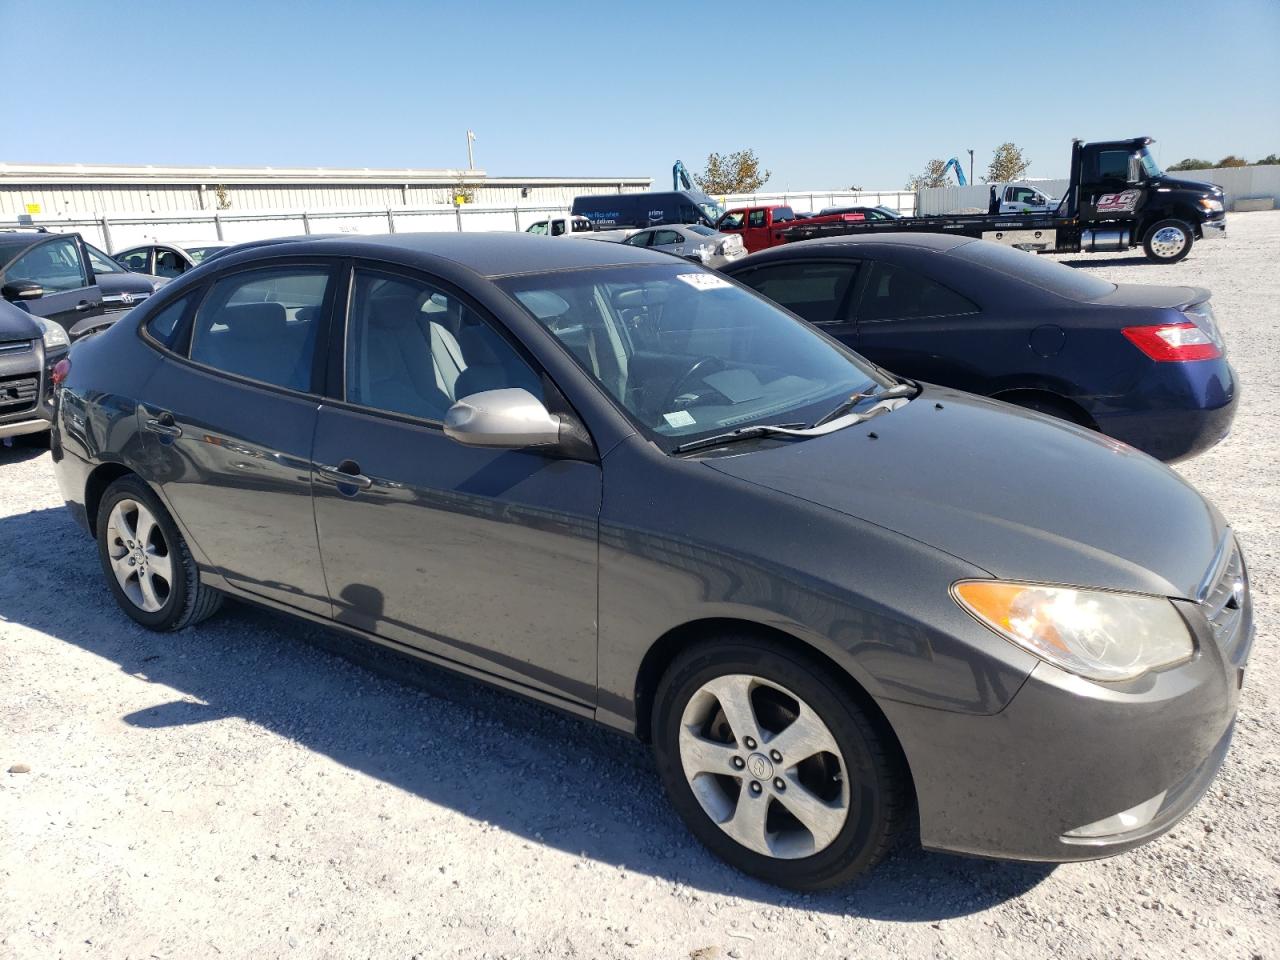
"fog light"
1062,791,1166,840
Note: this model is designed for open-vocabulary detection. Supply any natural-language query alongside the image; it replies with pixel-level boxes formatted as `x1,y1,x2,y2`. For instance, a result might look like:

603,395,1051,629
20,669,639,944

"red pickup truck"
715,205,870,254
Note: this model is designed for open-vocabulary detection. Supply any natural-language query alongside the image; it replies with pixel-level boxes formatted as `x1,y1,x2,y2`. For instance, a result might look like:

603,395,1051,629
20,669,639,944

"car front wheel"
96,475,223,630
652,636,907,889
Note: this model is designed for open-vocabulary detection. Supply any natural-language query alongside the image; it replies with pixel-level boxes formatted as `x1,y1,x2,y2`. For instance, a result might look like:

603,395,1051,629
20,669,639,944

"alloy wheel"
105,498,173,613
678,673,851,859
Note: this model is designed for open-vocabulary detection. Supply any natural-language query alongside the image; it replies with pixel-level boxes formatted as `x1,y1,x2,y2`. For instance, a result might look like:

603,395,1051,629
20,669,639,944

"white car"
113,241,235,278
621,224,746,269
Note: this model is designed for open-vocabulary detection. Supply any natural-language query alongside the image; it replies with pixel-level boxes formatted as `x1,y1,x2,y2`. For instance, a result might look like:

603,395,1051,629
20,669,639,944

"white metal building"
0,163,652,219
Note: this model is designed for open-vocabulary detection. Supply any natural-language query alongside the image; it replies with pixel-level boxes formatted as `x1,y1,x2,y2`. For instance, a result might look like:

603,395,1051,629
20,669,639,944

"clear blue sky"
3,0,1277,190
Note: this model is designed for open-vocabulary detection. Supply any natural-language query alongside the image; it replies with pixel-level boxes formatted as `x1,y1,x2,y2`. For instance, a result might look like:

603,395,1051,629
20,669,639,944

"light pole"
466,130,477,170
967,149,974,184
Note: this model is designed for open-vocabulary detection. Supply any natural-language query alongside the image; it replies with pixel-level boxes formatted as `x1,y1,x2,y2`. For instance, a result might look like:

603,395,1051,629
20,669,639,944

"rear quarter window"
144,293,197,349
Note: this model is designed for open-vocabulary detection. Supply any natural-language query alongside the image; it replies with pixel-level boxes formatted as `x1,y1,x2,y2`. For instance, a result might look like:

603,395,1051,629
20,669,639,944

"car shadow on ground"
0,438,51,464
1056,255,1151,268
0,503,1053,920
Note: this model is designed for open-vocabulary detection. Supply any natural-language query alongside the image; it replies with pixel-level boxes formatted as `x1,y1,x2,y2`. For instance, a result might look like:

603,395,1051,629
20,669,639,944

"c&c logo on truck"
1096,190,1141,213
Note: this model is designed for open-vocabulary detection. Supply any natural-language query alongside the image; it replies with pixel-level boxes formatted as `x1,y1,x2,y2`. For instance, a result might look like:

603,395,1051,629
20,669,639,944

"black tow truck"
785,138,1226,263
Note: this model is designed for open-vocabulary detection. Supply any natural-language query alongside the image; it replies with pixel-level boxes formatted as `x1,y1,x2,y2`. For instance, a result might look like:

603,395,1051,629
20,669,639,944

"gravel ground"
2,213,1278,960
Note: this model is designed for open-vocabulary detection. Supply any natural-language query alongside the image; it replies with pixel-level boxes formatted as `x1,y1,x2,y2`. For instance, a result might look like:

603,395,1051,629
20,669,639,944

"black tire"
95,475,223,631
652,635,907,890
1142,218,1193,263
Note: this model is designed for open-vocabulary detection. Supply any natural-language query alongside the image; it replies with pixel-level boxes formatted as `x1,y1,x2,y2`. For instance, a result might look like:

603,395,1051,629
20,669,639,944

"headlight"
31,315,70,352
1199,198,1223,213
952,580,1194,681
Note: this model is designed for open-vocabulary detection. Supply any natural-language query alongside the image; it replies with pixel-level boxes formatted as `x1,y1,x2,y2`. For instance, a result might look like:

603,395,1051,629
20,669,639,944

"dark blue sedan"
724,234,1237,462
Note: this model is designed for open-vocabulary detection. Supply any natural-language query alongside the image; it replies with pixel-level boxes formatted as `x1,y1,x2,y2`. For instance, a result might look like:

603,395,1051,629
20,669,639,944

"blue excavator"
941,157,968,186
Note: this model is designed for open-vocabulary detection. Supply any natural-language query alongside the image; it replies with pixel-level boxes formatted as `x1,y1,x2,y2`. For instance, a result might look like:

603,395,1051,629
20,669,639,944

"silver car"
622,224,746,268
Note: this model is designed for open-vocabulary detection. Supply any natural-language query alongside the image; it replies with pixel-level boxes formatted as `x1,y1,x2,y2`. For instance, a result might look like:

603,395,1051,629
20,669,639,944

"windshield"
498,264,889,451
698,199,725,224
1138,147,1163,179
84,243,124,273
952,241,1117,300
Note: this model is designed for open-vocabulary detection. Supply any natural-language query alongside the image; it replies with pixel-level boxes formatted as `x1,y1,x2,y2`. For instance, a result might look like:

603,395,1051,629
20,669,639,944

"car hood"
0,298,39,343
98,272,158,295
1151,175,1223,197
705,386,1225,599
1087,282,1209,309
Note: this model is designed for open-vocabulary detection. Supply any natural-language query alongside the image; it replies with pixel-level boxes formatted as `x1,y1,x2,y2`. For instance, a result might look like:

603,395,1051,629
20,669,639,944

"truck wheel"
1142,219,1193,263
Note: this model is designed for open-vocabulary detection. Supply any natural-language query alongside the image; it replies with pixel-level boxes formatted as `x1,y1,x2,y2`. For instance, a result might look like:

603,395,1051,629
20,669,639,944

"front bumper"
0,339,57,439
1199,216,1226,240
882,570,1252,862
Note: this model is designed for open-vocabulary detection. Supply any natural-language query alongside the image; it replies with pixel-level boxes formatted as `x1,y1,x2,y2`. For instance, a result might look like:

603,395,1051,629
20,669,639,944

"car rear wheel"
1142,219,1193,263
96,475,223,631
652,636,906,889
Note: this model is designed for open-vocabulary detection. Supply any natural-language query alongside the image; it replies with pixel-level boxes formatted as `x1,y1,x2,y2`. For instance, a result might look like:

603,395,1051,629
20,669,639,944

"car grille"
0,372,39,417
0,340,34,356
1199,540,1248,660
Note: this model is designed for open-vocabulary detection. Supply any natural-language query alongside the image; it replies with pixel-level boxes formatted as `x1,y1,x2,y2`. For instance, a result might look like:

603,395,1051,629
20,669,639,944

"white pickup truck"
992,183,1059,215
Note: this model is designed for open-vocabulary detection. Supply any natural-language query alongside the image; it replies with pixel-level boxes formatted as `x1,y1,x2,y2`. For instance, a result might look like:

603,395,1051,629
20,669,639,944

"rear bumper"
1089,358,1238,462
883,594,1251,862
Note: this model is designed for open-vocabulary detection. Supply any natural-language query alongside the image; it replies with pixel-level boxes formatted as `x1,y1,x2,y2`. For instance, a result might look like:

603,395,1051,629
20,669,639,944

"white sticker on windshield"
675,273,732,291
663,410,696,428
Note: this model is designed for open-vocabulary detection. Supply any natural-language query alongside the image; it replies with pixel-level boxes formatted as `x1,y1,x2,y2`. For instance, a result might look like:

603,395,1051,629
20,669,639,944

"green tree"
984,142,1030,183
1217,155,1248,168
693,150,771,194
1254,153,1280,166
905,159,950,192
1168,158,1213,171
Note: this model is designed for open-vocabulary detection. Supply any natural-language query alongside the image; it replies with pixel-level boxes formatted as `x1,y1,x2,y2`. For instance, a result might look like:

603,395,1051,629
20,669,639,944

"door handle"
75,300,93,312
144,414,182,439
317,461,373,492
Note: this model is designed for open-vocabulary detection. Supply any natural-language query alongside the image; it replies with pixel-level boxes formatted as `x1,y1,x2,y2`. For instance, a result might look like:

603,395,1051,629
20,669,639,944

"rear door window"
145,293,197,349
189,267,332,392
857,262,979,322
735,261,860,325
653,230,683,246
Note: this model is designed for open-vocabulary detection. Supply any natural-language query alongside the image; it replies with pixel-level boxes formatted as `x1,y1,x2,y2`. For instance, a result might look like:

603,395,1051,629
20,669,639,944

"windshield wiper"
673,422,808,455
810,382,919,429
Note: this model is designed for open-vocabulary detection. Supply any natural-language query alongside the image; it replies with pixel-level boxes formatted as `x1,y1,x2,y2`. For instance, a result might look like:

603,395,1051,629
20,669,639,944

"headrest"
218,302,287,340
368,293,422,330
457,322,501,366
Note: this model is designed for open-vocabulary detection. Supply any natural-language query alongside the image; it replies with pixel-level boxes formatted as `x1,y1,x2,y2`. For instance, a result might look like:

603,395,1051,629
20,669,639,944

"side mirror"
2,280,44,302
444,388,563,449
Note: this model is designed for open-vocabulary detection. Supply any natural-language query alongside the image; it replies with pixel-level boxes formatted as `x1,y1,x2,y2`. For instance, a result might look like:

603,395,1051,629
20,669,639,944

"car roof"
221,231,673,278
777,232,977,255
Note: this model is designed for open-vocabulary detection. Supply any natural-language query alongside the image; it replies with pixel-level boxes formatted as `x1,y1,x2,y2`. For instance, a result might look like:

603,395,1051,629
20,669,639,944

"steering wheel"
662,356,727,410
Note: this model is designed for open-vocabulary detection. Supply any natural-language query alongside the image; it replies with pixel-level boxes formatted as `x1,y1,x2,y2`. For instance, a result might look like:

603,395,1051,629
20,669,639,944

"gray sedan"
622,224,746,268
51,233,1250,890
